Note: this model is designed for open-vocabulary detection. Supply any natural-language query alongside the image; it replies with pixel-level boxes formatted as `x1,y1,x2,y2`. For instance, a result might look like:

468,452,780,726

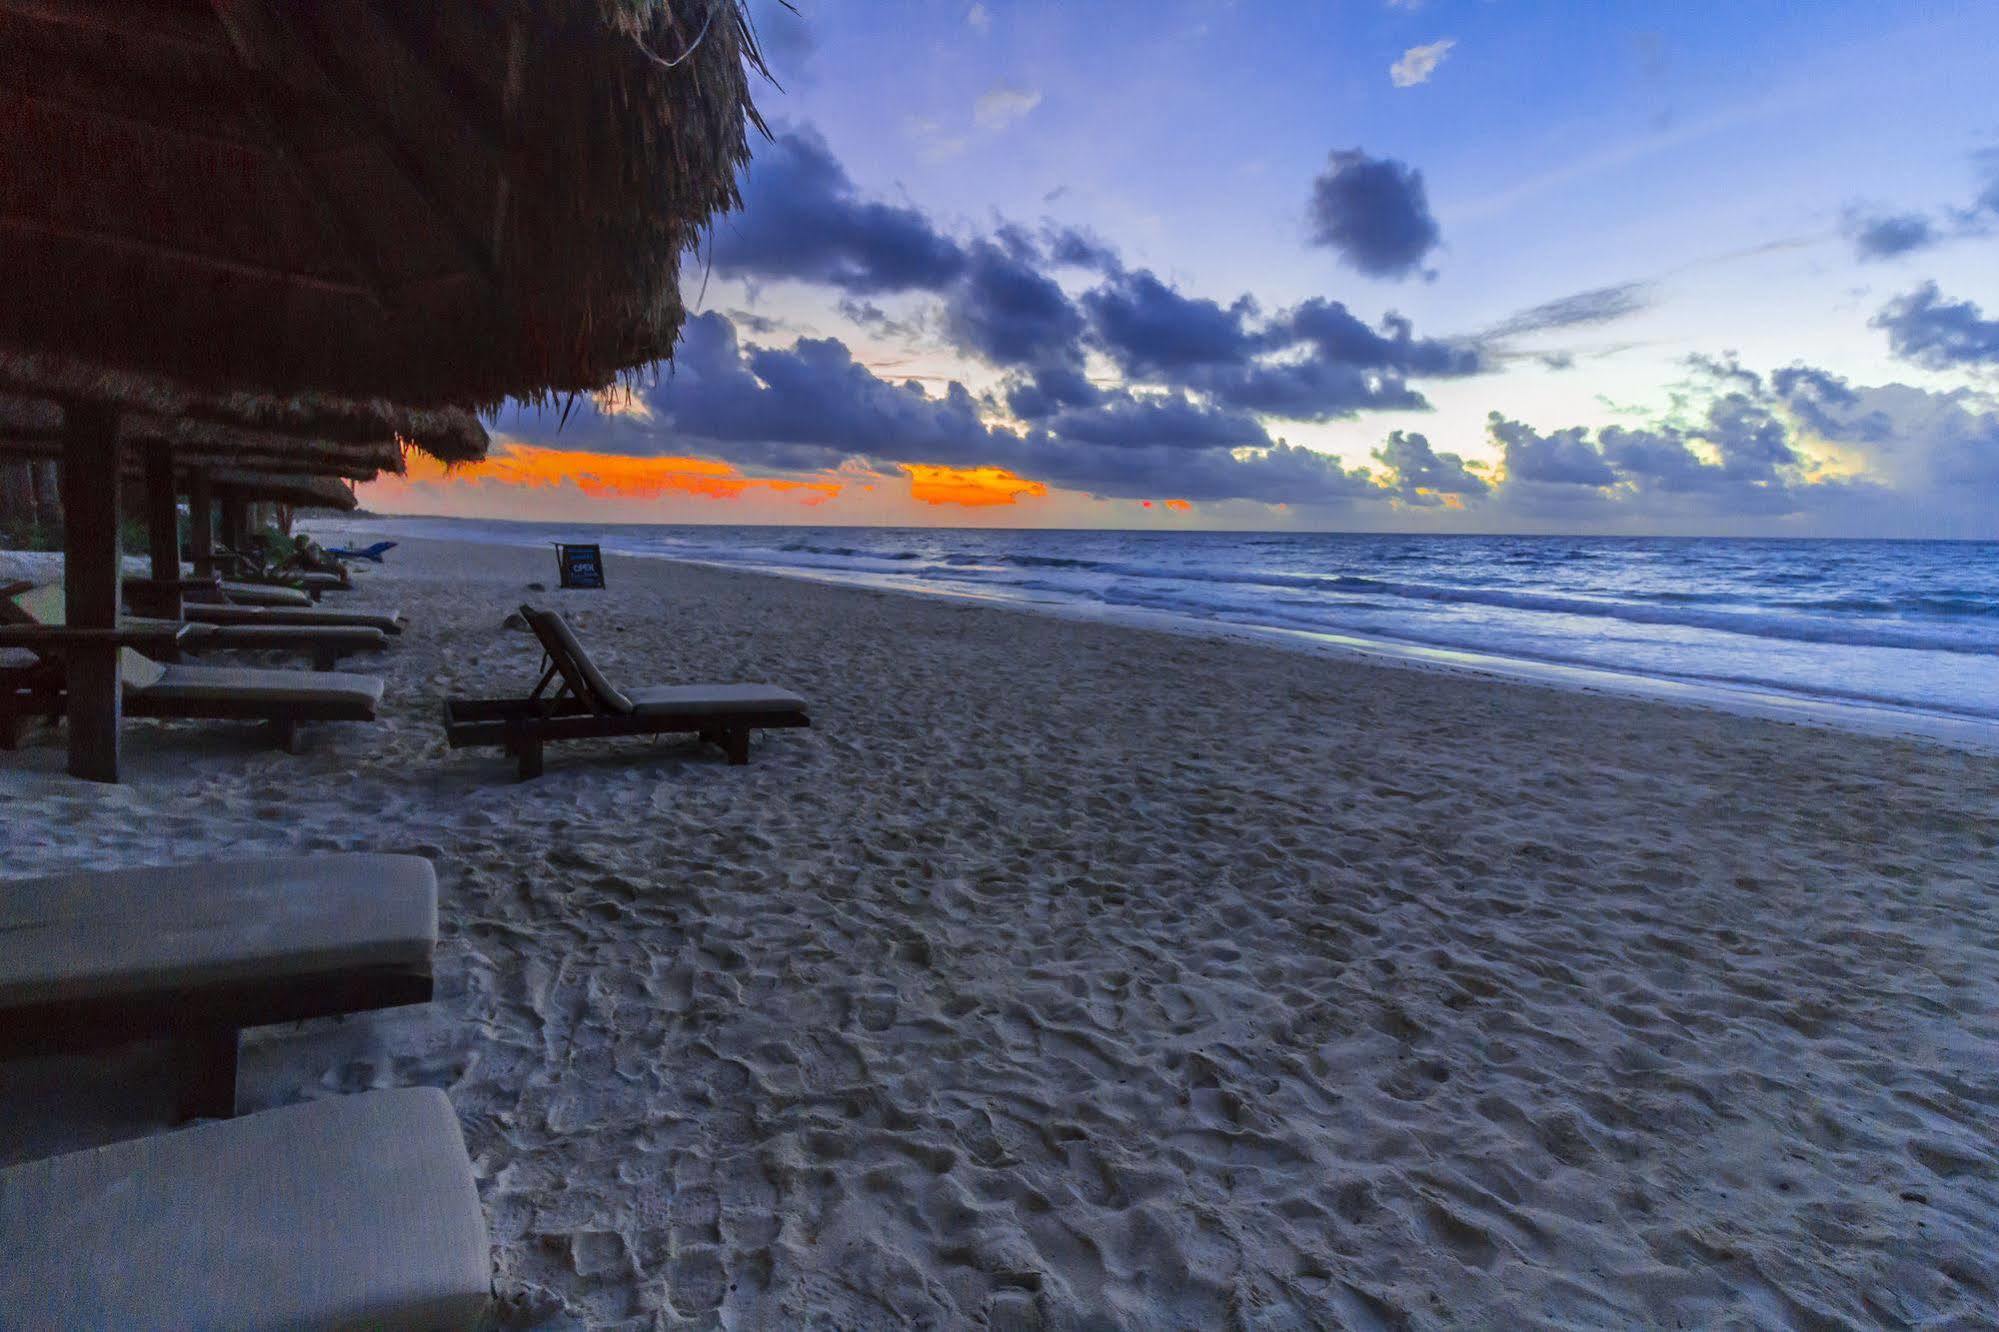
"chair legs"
176,1028,241,1121
705,725,749,765
267,717,303,754
502,724,755,778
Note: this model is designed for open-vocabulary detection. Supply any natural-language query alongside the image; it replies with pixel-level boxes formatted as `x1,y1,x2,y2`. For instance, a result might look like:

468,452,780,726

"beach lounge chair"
216,578,319,607
212,544,347,601
443,604,809,778
166,617,387,670
0,1087,490,1328
178,587,406,636
11,581,385,671
1,583,383,752
0,855,436,1120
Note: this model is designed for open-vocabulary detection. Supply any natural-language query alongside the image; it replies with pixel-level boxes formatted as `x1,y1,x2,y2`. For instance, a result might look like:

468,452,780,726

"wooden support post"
187,471,216,577
267,717,302,754
60,402,124,783
516,736,543,781
219,492,244,556
142,445,181,620
176,1028,241,1121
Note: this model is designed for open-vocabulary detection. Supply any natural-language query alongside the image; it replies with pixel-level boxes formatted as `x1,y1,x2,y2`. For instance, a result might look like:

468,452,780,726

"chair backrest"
4,581,166,690
520,605,632,715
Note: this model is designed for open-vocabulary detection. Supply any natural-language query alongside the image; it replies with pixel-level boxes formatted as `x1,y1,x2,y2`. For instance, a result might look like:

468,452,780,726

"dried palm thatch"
0,0,767,410
0,390,487,479
206,469,358,511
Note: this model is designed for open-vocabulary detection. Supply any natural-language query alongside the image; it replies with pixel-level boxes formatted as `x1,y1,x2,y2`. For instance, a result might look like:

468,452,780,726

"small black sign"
555,543,605,589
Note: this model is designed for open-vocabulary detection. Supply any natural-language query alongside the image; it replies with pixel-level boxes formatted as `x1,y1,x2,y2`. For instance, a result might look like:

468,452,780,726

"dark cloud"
497,326,1999,529
711,129,966,294
941,241,1087,370
1082,271,1260,377
1005,365,1101,420
1182,358,1430,421
664,314,1012,470
1771,364,1891,443
1373,431,1488,503
1453,358,1999,530
1026,388,1269,450
713,130,1476,430
1074,275,1478,420
1483,283,1653,339
1042,225,1123,273
1305,149,1441,280
1276,300,1480,376
1842,209,1938,260
1700,388,1800,483
500,313,1386,507
1873,283,1999,370
1487,415,1619,487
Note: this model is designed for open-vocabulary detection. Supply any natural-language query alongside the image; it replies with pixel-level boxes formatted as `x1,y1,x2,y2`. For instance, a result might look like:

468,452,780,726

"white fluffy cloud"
1390,39,1456,88
974,85,1043,131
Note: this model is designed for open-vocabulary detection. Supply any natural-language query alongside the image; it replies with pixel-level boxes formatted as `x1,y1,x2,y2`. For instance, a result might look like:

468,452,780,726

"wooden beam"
58,401,123,782
142,444,182,619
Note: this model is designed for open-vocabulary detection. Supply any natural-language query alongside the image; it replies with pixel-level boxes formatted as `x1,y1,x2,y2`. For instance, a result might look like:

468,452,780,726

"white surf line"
320,525,1999,756
626,550,1999,756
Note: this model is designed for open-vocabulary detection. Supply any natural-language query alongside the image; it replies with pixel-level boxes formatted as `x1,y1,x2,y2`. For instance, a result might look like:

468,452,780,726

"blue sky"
369,0,1999,536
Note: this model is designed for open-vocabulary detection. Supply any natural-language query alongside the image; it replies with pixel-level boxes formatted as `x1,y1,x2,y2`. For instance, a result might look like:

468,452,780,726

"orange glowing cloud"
900,463,1049,507
1164,499,1192,512
404,442,840,504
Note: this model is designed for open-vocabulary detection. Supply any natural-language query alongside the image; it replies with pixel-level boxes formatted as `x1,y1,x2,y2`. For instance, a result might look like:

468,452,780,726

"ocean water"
343,519,1999,729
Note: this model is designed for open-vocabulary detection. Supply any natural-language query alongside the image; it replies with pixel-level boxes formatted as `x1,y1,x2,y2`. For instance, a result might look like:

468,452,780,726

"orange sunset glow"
900,463,1049,507
400,443,842,504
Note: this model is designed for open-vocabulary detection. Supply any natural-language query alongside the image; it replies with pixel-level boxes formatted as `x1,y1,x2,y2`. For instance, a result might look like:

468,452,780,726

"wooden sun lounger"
0,1087,489,1328
164,618,387,671
442,604,809,779
211,545,349,601
0,855,437,1121
180,601,405,634
35,581,386,671
2,584,384,752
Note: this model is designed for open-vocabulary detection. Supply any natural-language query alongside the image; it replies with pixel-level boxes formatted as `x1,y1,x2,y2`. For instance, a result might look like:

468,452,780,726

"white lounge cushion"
136,664,385,712
221,582,315,608
0,1087,490,1330
0,855,435,1007
625,683,807,717
186,624,386,653
187,605,404,634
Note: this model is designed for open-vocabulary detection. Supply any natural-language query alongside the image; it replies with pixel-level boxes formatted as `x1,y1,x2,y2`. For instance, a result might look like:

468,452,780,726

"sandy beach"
3,534,1996,1328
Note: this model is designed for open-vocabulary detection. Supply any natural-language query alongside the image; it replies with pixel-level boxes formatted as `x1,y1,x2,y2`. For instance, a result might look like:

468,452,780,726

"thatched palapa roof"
207,469,359,511
0,0,767,411
0,390,489,480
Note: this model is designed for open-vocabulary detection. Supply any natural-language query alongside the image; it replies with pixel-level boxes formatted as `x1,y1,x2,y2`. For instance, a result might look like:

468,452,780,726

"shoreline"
8,534,1998,1327
312,518,1999,755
